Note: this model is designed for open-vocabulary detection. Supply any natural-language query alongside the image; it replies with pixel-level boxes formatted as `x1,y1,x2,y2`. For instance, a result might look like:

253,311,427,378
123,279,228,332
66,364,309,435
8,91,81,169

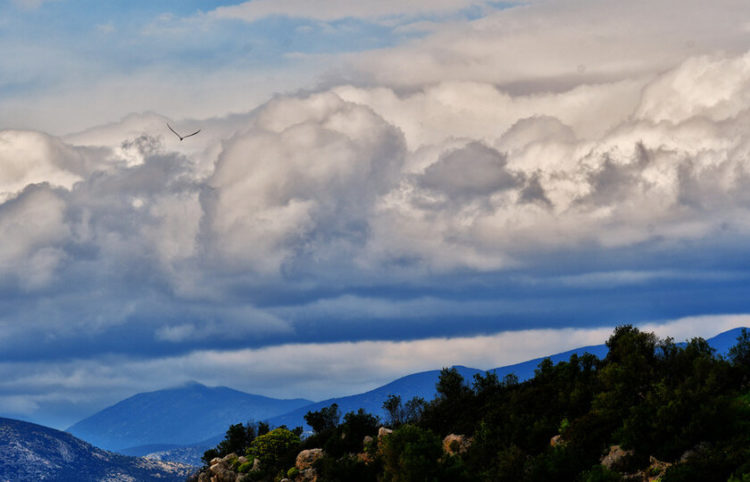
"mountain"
0,417,193,482
268,328,741,430
268,344,610,430
67,382,311,451
67,327,747,466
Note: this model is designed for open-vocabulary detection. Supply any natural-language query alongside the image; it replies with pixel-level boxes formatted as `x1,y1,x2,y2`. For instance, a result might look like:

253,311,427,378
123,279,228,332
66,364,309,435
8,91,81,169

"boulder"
378,427,393,439
600,445,634,470
296,448,324,471
442,434,472,455
363,435,374,447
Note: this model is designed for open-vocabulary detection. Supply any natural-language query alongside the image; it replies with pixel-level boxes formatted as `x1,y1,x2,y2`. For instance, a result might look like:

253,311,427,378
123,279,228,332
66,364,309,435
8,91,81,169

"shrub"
245,427,300,478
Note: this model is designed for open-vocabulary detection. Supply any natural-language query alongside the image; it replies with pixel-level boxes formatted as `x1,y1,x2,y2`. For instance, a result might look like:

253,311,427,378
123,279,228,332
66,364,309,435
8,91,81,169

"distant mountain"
268,345,610,430
268,328,741,430
269,366,484,430
0,417,193,482
67,327,747,466
67,382,311,451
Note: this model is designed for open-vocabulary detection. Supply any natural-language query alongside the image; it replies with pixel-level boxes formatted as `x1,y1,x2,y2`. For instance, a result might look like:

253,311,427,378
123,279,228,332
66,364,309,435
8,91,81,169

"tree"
383,394,405,427
379,425,443,482
304,403,340,434
202,421,257,465
729,328,750,386
216,422,256,456
246,427,300,478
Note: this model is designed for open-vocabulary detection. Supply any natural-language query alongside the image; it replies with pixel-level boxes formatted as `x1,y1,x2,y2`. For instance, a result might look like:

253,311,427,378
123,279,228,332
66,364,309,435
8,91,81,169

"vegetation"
199,326,750,481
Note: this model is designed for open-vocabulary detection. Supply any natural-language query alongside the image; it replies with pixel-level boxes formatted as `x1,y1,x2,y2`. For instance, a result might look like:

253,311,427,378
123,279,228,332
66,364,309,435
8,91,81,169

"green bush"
245,427,300,478
379,424,443,482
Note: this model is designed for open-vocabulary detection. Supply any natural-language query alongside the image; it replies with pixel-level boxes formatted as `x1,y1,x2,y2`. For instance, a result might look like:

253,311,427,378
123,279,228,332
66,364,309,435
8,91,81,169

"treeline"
196,326,750,481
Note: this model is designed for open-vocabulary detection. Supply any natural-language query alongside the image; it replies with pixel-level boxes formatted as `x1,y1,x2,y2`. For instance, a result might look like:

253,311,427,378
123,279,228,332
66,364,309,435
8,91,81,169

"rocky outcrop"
294,448,324,482
194,453,251,482
601,445,634,470
442,434,472,455
378,427,393,439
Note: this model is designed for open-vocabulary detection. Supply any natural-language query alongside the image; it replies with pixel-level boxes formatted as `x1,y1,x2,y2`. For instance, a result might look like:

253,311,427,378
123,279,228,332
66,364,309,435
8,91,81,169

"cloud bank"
3,0,750,428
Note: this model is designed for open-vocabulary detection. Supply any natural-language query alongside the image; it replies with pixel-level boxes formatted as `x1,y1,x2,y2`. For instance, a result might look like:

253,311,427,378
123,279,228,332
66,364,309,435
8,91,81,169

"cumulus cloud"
5,0,750,430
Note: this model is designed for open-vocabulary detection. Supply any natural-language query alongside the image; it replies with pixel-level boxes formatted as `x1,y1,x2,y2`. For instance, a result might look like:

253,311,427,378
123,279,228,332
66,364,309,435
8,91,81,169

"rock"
357,451,374,464
363,435,374,447
210,457,222,466
442,434,472,455
237,456,248,464
296,448,325,471
378,427,393,439
252,457,261,471
600,445,634,470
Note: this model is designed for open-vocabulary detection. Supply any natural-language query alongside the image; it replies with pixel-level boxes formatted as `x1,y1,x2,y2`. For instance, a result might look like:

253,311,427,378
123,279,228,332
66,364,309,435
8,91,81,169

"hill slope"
67,382,311,451
0,417,192,482
269,328,740,430
269,345,610,430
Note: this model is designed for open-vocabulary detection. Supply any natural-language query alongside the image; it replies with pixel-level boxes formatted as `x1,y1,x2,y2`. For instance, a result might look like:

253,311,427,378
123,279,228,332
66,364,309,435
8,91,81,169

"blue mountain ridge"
68,327,746,465
268,327,742,430
66,381,312,451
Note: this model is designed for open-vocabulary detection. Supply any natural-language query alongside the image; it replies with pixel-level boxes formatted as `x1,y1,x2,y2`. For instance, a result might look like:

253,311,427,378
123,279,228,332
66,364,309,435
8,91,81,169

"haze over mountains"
61,327,744,466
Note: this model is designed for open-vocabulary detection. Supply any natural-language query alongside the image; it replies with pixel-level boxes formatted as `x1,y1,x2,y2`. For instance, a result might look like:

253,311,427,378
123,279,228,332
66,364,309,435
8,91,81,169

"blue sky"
2,0,750,429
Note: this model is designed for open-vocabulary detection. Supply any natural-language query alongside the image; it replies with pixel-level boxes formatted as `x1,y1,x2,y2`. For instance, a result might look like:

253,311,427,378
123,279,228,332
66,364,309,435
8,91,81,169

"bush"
379,424,443,482
245,427,300,478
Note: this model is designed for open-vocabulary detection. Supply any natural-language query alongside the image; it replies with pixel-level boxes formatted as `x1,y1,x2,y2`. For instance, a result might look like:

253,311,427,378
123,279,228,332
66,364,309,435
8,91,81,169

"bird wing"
167,123,182,139
182,129,201,139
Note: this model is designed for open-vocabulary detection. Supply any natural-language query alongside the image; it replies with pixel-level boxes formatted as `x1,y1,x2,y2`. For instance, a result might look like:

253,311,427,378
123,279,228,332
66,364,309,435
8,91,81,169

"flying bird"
167,123,201,141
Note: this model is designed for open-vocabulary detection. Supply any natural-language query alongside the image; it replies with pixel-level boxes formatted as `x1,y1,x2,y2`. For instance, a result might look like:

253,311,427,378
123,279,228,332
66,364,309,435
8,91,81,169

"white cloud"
350,0,750,90
210,0,497,23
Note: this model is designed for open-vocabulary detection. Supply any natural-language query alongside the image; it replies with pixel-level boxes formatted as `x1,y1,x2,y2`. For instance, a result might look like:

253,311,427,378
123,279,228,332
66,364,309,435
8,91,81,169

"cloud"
2,313,747,429
203,92,406,275
11,0,57,9
5,0,750,431
349,0,750,90
210,0,497,23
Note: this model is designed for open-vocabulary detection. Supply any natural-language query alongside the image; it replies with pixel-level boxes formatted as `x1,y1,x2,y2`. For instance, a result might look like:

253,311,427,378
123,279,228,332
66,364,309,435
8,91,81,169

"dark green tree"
304,403,340,435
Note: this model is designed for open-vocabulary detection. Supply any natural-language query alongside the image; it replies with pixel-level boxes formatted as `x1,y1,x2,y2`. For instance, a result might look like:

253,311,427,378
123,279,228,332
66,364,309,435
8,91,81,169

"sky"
2,0,750,429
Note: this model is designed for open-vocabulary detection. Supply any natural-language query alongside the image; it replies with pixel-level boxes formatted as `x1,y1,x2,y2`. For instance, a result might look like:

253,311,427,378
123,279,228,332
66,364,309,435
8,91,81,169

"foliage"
201,421,257,465
204,325,750,482
245,427,300,479
304,403,340,435
383,394,427,428
378,424,445,482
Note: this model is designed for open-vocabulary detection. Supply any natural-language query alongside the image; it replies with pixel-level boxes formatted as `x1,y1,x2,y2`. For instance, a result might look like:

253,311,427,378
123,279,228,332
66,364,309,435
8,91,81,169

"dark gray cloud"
419,142,523,201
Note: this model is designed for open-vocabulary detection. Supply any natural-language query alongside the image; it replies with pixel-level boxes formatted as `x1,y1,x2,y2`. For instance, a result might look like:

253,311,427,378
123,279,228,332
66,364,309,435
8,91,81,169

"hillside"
66,382,311,451
0,417,192,482
193,325,750,482
68,328,744,466
268,344,610,430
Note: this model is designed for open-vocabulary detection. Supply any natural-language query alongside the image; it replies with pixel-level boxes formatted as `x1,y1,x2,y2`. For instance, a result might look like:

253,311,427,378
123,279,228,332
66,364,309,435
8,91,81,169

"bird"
167,123,201,141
